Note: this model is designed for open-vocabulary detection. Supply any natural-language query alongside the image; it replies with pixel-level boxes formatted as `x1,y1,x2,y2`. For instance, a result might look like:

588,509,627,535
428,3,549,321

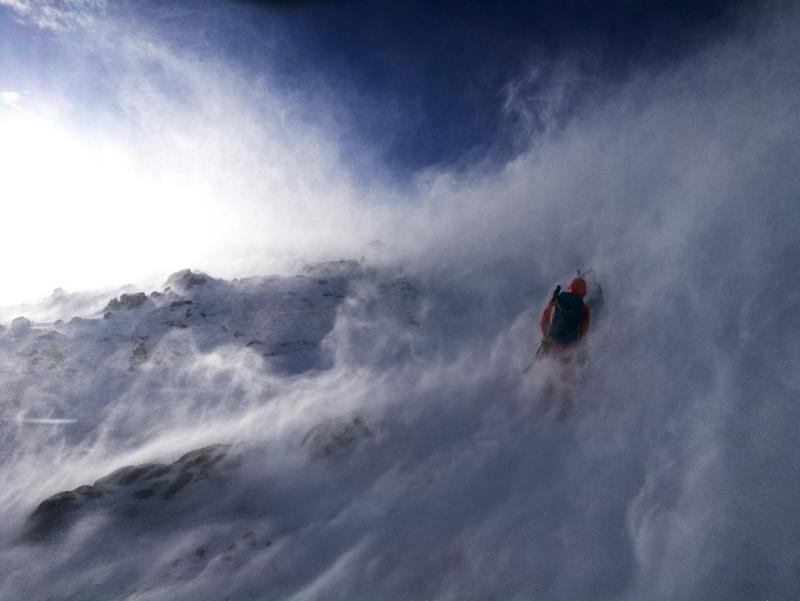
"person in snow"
536,276,591,416
538,277,590,350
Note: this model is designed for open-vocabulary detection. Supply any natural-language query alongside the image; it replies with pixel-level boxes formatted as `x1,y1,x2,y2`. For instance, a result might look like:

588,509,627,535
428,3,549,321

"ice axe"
524,286,562,373
523,339,549,373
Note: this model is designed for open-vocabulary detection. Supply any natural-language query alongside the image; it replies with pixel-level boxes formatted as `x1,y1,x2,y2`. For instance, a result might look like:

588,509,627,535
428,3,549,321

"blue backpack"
547,286,585,343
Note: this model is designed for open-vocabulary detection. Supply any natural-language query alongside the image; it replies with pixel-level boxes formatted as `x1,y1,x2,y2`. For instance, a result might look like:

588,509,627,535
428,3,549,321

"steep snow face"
1,8,800,601
0,261,557,601
0,263,366,489
0,234,797,601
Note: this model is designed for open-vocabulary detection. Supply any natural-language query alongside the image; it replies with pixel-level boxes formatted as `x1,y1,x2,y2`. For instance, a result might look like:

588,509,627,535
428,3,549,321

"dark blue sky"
211,0,745,172
0,0,750,175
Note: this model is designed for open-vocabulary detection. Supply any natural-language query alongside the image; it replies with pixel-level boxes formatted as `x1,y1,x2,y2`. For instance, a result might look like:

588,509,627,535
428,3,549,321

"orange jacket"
539,298,590,343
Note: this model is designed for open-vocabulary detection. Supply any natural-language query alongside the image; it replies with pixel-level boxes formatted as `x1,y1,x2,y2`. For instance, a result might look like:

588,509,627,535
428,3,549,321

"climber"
538,276,590,351
535,276,591,417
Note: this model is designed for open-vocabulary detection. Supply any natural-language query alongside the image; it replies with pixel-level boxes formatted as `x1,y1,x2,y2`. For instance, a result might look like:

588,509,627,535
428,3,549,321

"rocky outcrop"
130,339,149,368
303,417,371,458
24,444,238,542
10,316,32,332
104,292,148,312
165,269,213,292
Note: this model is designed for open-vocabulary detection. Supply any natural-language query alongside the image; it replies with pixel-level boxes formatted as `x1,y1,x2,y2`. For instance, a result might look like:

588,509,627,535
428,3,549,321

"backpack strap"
552,285,563,311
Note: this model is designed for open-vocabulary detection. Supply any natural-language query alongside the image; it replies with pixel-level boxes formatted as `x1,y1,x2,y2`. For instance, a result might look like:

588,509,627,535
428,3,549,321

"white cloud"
0,0,104,30
0,90,23,109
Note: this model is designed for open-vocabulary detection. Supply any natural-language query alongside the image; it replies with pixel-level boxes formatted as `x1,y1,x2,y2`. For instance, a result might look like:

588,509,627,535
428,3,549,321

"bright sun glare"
0,102,230,306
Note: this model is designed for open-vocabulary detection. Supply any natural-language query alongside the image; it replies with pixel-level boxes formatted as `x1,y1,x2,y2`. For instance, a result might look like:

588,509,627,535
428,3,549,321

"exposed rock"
264,339,313,357
94,463,171,492
75,485,102,498
162,320,188,329
28,345,65,368
24,444,236,542
163,472,194,500
303,417,371,458
25,491,81,540
10,316,32,331
130,341,149,367
165,269,212,291
176,445,231,474
378,278,419,300
105,292,148,312
302,259,361,278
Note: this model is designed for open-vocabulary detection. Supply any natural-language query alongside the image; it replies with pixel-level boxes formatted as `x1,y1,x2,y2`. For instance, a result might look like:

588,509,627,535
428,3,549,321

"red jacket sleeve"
539,300,554,337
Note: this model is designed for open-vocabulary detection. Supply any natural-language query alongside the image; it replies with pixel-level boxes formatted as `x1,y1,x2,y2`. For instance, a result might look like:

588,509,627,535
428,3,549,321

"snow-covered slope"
3,7,800,598
0,259,609,600
0,261,460,599
0,244,796,601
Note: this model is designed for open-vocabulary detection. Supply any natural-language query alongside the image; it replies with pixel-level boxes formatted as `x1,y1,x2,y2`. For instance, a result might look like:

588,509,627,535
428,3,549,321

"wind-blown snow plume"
0,2,799,600
0,0,103,30
0,0,388,304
